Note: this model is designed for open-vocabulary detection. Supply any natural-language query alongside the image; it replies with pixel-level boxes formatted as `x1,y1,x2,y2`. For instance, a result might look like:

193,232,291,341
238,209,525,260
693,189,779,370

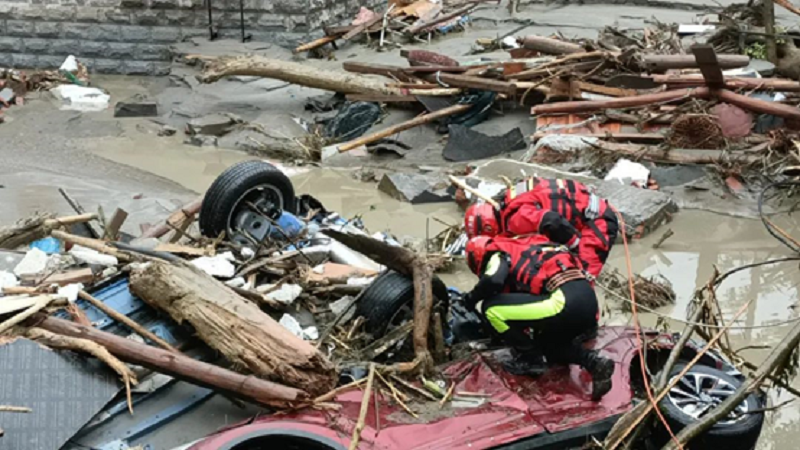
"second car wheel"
199,160,297,242
653,363,765,450
356,270,449,338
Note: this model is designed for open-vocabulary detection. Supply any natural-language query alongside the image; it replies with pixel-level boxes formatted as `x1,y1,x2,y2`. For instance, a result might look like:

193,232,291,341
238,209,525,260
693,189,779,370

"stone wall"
0,0,382,75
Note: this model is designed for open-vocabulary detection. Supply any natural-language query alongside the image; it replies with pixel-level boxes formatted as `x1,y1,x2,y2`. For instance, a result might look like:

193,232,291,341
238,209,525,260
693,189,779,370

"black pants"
481,279,599,367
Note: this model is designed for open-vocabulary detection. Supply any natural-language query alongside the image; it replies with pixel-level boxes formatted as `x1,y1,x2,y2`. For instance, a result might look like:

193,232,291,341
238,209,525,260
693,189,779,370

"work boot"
584,351,614,401
503,347,547,376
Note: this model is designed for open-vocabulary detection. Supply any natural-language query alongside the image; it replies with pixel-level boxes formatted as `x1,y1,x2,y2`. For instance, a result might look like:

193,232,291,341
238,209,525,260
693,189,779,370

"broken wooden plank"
402,66,470,73
517,35,584,55
343,12,384,41
338,103,472,152
129,261,336,396
642,54,749,71
575,81,638,97
405,3,476,35
533,132,665,143
152,242,211,256
650,74,800,91
34,315,308,407
691,44,724,88
346,94,419,102
39,268,95,287
294,35,339,53
140,197,203,239
78,290,179,353
104,208,128,241
531,87,711,115
431,73,517,96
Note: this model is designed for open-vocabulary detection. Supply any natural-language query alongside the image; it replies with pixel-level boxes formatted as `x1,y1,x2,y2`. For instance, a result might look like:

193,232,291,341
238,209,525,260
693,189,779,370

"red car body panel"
191,327,644,450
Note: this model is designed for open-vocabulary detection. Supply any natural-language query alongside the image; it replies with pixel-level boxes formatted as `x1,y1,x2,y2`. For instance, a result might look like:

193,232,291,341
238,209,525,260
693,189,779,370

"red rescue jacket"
487,235,583,295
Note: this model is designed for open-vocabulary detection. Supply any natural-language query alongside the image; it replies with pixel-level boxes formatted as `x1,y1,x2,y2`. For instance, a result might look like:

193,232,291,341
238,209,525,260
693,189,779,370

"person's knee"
485,308,510,334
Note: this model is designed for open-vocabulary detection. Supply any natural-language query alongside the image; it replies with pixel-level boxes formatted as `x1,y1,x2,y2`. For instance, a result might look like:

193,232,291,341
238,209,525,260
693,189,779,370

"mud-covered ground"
2,1,800,448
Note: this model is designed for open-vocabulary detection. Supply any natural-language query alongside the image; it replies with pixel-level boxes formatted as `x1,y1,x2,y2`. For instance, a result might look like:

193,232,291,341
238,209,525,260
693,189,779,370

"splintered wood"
129,261,336,396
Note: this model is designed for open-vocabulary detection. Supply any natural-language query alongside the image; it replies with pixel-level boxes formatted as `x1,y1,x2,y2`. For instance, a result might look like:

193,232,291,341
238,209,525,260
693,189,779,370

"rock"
69,245,118,266
650,166,707,188
184,134,218,147
13,248,49,277
50,85,110,112
378,173,451,204
186,113,238,136
158,125,177,136
469,159,678,239
114,94,159,118
259,283,303,305
190,252,235,278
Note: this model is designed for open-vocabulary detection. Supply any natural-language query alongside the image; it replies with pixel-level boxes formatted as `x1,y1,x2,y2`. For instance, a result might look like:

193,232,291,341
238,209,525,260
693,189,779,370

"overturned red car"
188,326,765,450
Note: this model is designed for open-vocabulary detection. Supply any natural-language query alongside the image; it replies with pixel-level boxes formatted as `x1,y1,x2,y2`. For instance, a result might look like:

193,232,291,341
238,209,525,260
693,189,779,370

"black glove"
462,292,477,312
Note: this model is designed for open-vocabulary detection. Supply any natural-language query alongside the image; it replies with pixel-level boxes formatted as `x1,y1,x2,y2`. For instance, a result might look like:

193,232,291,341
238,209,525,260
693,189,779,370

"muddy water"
93,142,800,449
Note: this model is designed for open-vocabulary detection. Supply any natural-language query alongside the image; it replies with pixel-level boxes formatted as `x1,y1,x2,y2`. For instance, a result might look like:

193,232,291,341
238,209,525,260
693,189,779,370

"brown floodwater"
92,141,800,450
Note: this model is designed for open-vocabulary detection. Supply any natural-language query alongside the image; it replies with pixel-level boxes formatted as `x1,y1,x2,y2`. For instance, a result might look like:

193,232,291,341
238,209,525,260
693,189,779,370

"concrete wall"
0,0,382,75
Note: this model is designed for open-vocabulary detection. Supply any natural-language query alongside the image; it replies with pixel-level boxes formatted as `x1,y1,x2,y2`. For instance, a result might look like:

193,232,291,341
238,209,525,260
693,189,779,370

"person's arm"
507,204,580,248
464,252,509,311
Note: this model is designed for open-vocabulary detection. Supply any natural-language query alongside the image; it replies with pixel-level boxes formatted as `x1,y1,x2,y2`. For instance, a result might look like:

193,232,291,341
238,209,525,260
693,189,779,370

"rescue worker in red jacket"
462,234,615,401
464,177,618,279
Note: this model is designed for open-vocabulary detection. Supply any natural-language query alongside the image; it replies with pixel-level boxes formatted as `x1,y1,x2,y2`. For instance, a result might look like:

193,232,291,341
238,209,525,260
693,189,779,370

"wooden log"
346,94,419,103
691,44,724,88
0,213,97,250
642,54,749,71
765,0,778,64
531,87,711,115
338,103,472,152
405,3,476,35
78,290,179,353
716,88,800,121
51,230,131,262
32,315,307,406
201,56,405,96
294,35,338,53
140,197,203,239
650,74,800,91
342,61,418,83
129,261,336,396
517,35,584,55
591,142,761,165
429,73,517,96
574,81,638,97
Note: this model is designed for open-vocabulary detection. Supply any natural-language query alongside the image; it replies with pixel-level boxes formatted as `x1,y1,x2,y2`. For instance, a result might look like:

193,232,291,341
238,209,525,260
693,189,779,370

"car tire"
654,363,764,450
357,270,449,337
199,160,296,238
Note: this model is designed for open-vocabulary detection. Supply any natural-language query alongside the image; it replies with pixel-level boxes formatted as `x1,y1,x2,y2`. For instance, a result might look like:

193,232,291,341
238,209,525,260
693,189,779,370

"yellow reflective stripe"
509,185,516,199
527,178,534,191
484,253,502,276
485,289,566,333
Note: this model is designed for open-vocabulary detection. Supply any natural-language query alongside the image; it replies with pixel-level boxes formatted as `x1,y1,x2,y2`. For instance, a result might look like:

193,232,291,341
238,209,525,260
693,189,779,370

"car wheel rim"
227,185,285,245
667,372,749,425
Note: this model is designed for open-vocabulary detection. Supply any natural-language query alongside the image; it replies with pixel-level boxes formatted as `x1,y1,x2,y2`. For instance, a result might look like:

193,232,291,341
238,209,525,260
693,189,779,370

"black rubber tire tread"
357,270,448,337
200,160,296,238
655,363,764,450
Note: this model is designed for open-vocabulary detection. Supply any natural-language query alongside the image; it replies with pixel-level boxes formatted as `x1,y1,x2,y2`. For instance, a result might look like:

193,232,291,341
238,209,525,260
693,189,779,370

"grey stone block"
87,0,120,6
5,20,35,36
11,6,45,21
103,8,131,24
92,58,124,74
180,27,207,40
50,39,81,56
151,26,181,43
34,21,62,38
256,13,283,28
153,62,171,76
80,41,108,57
75,7,102,22
135,44,170,61
93,24,123,41
187,114,237,136
0,4,14,20
122,60,154,75
131,10,163,26
164,10,198,26
378,173,451,204
106,42,136,59
38,54,67,68
272,0,306,14
12,54,39,68
115,94,158,117
44,5,76,21
120,25,152,42
23,38,50,54
0,37,23,53
120,0,146,7
63,22,92,38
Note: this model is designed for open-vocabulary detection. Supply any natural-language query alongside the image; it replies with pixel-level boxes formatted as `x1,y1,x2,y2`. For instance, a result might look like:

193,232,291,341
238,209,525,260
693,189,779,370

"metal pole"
207,0,216,40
